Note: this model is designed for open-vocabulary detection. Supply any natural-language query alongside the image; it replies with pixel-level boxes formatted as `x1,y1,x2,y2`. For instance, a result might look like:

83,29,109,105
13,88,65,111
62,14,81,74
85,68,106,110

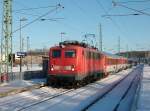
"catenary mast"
0,0,12,82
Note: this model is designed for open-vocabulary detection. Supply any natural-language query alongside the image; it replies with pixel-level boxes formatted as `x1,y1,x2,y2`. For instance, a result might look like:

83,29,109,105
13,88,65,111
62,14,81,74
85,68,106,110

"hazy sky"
0,0,150,53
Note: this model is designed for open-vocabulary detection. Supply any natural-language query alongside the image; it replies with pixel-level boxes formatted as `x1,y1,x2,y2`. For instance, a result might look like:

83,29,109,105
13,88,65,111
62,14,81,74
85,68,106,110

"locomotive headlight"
51,68,54,71
71,65,75,71
71,68,75,71
51,65,54,71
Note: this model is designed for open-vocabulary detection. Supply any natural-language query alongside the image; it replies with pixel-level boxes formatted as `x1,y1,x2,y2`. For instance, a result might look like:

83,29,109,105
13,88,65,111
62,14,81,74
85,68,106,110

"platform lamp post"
19,17,27,80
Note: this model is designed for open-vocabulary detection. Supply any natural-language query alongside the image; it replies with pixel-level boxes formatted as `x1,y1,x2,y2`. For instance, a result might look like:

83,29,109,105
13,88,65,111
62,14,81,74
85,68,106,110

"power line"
14,11,64,21
13,5,57,12
115,0,150,4
95,0,124,34
69,0,97,23
140,8,150,11
14,0,58,20
102,13,141,17
96,0,133,52
13,4,64,34
71,0,87,14
113,1,150,16
13,1,64,26
14,11,40,17
141,7,150,11
13,1,81,45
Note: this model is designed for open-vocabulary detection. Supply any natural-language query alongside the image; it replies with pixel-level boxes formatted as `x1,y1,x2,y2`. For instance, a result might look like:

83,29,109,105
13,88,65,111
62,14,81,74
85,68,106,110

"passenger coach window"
52,50,61,58
65,50,76,58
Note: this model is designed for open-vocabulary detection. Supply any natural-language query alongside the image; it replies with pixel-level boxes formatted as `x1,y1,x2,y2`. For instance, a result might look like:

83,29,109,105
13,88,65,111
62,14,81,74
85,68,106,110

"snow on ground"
22,69,133,111
12,64,42,72
87,66,142,111
136,65,150,111
0,86,66,111
0,68,133,111
0,79,46,87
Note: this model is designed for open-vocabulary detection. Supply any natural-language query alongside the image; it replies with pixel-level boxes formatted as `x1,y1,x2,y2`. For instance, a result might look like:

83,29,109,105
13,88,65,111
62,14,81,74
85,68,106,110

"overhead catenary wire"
14,11,40,17
13,4,64,34
13,0,60,20
14,11,64,21
13,5,57,12
69,0,108,47
141,7,150,11
95,0,127,41
13,1,65,27
96,0,133,52
13,1,83,46
112,2,150,16
115,0,150,4
102,13,141,17
67,0,97,27
95,0,122,32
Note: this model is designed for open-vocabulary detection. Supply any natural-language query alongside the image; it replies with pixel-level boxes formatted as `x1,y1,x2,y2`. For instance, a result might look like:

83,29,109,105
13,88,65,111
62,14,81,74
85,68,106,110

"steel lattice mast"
0,0,12,82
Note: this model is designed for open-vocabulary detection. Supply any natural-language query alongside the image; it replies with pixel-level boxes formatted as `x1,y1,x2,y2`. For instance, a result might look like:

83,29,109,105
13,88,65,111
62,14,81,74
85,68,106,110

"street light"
19,17,27,80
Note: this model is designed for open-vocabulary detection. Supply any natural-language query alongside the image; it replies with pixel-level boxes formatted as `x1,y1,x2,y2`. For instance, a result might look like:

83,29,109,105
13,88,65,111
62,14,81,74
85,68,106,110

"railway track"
86,65,143,111
0,67,137,111
0,87,74,111
17,88,74,111
17,68,133,111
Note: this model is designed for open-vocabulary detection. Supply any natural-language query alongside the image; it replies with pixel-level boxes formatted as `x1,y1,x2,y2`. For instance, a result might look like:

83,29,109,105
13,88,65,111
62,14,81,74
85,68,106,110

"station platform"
0,79,45,97
136,65,150,111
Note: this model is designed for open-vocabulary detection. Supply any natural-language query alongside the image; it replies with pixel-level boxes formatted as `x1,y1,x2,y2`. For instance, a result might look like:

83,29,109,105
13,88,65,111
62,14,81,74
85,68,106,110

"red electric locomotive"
47,41,129,85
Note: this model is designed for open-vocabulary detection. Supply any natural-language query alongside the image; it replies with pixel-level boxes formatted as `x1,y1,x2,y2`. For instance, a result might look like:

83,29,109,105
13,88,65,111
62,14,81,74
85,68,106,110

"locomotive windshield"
65,50,76,58
52,50,61,58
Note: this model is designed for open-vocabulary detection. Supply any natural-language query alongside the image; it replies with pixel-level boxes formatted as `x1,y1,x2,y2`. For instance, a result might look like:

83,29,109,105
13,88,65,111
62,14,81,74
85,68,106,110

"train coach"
47,41,130,85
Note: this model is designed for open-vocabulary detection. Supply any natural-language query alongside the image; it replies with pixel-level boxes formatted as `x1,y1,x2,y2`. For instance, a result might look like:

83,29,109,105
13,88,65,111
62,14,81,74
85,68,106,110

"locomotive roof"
54,41,126,59
59,40,98,50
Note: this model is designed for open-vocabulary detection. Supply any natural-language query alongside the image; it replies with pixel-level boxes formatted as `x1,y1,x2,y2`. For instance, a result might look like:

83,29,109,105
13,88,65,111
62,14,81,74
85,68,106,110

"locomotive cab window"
52,50,61,58
65,50,76,58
